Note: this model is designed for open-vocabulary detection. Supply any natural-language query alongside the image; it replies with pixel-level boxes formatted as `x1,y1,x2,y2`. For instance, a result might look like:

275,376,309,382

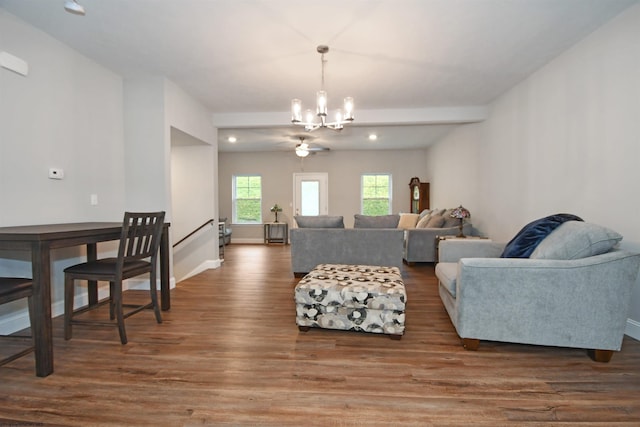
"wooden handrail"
173,219,215,248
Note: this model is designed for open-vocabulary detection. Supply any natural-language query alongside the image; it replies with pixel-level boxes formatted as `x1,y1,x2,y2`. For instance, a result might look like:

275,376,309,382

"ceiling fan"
295,136,329,157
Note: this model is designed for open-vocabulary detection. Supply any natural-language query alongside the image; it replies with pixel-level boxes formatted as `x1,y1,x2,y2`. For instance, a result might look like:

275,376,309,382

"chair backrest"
117,212,165,264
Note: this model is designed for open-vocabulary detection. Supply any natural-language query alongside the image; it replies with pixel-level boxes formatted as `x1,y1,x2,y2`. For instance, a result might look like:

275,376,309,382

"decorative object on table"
450,205,471,238
290,45,354,132
270,204,283,223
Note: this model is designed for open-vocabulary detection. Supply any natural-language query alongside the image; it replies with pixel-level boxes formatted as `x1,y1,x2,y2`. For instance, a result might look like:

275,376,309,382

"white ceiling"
1,0,636,152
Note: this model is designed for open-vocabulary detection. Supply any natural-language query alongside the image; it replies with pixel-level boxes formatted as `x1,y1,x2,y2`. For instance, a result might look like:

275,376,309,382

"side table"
264,222,288,245
435,235,490,262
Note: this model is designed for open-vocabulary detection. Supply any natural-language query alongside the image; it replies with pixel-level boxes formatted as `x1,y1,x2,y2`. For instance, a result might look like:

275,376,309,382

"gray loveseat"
290,215,404,276
435,221,640,362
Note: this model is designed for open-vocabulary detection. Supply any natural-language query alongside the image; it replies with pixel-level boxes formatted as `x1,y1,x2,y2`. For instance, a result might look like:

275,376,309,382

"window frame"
360,173,392,215
232,174,263,224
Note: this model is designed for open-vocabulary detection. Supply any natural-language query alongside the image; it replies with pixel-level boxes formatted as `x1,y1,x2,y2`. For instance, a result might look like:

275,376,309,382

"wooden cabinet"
409,177,430,214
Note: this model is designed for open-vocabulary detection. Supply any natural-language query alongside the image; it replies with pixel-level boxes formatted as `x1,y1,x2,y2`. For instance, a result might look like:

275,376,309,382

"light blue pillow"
294,215,344,228
530,221,622,260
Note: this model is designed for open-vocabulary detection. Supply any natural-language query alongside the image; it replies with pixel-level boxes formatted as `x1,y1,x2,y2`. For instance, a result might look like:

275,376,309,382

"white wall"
0,10,126,331
0,10,126,225
218,149,430,241
425,4,640,338
165,78,219,281
0,11,219,332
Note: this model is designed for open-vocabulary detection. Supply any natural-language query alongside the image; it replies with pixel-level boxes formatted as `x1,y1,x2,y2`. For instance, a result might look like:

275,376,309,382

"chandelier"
291,45,354,132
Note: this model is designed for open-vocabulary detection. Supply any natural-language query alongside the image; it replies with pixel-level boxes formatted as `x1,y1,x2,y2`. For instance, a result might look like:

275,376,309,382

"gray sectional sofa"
290,210,471,275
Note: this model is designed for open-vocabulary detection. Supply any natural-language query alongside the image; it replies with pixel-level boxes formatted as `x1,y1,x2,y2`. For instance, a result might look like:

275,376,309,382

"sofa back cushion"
425,215,446,228
397,213,420,229
500,213,583,258
530,221,622,260
294,215,344,228
441,209,461,228
354,214,400,228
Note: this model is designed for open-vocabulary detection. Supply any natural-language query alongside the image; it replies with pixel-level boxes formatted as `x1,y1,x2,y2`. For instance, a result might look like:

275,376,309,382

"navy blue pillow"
500,213,584,258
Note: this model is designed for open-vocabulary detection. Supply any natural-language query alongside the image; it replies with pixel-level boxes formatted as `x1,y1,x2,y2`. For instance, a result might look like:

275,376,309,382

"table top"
0,222,123,240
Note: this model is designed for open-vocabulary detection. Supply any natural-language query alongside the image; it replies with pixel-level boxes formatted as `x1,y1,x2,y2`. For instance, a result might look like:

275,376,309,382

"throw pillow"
442,209,460,228
397,213,420,229
416,214,432,228
353,214,400,228
294,215,344,228
500,213,584,258
419,209,431,219
530,221,622,260
425,215,445,228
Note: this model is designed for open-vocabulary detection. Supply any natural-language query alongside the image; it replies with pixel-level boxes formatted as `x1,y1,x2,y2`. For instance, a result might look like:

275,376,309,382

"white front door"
293,173,328,224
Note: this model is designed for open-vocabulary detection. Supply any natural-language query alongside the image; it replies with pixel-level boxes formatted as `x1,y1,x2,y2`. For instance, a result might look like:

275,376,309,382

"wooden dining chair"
64,211,165,344
0,277,35,368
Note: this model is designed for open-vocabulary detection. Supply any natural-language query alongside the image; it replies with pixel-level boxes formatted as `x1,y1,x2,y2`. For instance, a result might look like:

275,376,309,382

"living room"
1,1,640,421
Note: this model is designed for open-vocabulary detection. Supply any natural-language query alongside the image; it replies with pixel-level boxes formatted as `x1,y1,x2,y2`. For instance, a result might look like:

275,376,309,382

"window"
361,174,391,215
233,175,262,224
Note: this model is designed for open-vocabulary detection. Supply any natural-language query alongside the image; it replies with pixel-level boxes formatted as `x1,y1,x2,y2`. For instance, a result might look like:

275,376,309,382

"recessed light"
228,136,237,143
368,134,378,141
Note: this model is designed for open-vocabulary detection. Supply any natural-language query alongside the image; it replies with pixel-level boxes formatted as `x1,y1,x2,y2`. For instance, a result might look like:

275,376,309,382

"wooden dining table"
0,222,171,377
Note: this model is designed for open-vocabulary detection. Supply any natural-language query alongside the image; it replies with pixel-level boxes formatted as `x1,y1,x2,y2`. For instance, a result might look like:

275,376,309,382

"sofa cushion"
294,215,344,228
398,213,420,229
435,262,458,298
442,209,460,228
425,215,445,228
500,213,583,258
354,214,400,228
530,221,622,260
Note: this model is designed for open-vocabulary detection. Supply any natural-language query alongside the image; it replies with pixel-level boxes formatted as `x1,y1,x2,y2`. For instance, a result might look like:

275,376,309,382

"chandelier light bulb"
316,91,327,116
291,99,302,122
343,97,354,121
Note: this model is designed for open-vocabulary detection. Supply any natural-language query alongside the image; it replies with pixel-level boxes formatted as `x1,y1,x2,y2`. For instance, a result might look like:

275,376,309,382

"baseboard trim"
177,259,221,282
230,238,267,244
625,318,640,341
0,276,176,335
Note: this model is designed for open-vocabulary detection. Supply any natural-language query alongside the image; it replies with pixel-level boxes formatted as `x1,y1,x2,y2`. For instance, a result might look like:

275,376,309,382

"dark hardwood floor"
1,244,640,426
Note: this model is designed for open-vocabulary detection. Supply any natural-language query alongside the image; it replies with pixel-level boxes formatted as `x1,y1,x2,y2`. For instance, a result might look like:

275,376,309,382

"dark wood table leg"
86,243,98,306
160,226,170,311
31,242,54,377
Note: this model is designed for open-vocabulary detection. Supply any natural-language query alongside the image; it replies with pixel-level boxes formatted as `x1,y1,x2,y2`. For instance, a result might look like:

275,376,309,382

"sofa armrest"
452,250,640,350
403,224,472,263
438,240,505,262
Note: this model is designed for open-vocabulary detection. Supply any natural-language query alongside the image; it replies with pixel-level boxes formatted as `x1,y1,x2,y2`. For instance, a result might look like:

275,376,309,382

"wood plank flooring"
1,244,640,426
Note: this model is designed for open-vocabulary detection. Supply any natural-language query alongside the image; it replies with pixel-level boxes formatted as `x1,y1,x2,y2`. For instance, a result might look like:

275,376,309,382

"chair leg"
109,281,115,320
149,270,162,324
64,275,74,340
113,280,127,344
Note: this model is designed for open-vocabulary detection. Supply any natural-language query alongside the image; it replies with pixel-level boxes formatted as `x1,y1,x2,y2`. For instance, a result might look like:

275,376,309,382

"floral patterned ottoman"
294,264,406,338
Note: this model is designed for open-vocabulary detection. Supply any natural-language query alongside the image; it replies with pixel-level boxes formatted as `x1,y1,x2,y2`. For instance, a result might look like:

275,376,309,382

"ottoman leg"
298,326,310,332
390,334,402,340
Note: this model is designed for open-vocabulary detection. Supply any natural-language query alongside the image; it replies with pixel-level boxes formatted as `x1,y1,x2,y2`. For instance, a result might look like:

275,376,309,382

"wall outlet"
48,168,64,180
90,194,98,206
